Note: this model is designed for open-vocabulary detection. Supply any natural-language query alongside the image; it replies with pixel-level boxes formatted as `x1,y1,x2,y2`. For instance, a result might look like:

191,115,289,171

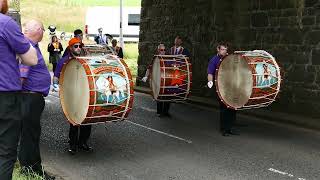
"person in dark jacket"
47,35,63,72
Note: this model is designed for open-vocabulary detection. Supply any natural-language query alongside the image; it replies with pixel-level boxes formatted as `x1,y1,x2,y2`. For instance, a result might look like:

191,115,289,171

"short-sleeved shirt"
54,53,70,78
207,55,222,77
20,40,51,96
0,14,31,91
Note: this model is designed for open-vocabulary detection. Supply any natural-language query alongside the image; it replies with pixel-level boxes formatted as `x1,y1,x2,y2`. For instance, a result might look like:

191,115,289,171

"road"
40,92,320,180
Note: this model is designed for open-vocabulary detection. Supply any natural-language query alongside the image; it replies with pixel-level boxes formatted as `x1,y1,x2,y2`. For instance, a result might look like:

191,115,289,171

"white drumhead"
151,56,161,99
61,60,90,124
217,54,253,109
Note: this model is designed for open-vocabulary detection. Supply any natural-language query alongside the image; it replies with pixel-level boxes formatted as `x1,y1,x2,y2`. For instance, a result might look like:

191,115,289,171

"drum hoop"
117,58,133,120
150,56,160,100
59,59,91,125
215,55,234,109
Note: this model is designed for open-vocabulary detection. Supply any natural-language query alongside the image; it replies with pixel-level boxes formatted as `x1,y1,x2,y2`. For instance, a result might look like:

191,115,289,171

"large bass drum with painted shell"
59,55,134,125
150,55,192,102
216,50,281,110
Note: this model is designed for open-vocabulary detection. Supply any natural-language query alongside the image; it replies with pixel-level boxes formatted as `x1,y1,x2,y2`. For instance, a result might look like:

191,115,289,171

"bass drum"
216,50,281,110
150,55,192,102
59,55,134,125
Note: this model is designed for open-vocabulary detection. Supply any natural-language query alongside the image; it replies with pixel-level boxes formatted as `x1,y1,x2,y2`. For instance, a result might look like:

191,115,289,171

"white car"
85,7,141,42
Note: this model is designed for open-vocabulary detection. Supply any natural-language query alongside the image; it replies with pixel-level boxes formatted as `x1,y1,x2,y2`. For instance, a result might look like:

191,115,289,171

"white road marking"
268,168,306,180
126,120,192,144
140,106,157,112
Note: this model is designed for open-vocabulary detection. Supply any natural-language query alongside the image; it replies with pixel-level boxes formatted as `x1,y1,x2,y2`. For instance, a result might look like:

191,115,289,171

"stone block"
280,28,304,44
251,12,269,27
305,31,320,45
312,48,320,65
260,0,277,10
304,0,319,7
302,16,316,25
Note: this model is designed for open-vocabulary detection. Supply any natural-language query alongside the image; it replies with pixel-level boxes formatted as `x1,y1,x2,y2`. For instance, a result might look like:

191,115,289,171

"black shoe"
229,129,240,135
68,144,77,155
222,131,230,136
79,143,93,152
164,113,171,118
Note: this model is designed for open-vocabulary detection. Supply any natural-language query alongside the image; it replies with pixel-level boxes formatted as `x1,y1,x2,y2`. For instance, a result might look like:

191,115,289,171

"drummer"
53,38,93,154
207,42,239,136
142,43,170,117
159,36,190,117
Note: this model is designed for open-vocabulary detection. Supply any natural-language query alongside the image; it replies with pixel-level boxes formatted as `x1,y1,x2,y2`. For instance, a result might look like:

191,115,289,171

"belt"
21,91,44,96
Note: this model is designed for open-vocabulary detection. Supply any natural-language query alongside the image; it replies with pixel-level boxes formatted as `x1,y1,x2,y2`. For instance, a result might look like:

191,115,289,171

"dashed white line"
268,168,306,180
126,120,192,144
140,106,157,112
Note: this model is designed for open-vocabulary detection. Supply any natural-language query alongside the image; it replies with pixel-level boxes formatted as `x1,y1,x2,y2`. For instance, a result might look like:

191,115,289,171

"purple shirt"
20,40,51,96
207,55,222,76
0,14,31,91
54,53,70,78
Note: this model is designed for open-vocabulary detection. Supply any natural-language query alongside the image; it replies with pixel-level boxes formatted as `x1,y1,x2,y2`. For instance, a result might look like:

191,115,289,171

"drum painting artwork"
150,55,192,102
216,50,281,110
59,55,134,125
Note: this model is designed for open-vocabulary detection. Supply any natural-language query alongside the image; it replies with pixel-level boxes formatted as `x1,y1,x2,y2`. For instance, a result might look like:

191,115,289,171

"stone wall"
138,0,320,118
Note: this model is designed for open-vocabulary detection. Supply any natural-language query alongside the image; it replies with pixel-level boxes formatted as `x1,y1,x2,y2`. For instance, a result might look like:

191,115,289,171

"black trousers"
18,93,45,173
219,100,236,132
156,101,170,114
69,124,92,146
0,92,25,180
52,62,57,73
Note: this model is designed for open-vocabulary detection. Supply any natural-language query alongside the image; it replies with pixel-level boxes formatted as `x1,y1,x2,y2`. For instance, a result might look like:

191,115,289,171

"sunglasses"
73,44,82,48
159,49,165,51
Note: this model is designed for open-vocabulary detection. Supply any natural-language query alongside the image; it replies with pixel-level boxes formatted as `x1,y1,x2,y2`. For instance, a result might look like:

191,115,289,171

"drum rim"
215,54,252,109
59,59,90,125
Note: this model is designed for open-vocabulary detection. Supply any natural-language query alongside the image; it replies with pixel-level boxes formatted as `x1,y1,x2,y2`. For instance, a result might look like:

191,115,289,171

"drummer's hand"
52,84,60,92
142,76,148,82
207,81,213,88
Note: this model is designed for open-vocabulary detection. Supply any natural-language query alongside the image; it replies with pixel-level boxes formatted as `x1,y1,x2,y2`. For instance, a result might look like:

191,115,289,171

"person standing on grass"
0,0,38,179
111,39,124,58
18,19,55,180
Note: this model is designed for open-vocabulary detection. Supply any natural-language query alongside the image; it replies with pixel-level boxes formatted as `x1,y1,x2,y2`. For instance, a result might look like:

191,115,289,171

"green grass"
13,162,43,180
54,0,141,7
21,0,141,32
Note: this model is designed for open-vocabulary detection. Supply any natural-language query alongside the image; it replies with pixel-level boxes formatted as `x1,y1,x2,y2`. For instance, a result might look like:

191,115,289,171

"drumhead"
217,54,253,109
60,60,90,124
151,56,161,99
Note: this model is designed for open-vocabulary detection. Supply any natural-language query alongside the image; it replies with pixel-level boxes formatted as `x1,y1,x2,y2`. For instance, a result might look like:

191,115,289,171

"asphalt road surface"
40,92,320,180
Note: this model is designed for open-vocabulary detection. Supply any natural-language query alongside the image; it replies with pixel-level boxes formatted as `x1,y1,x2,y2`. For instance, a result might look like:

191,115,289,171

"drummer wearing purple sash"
18,20,55,180
0,1,38,179
53,38,92,155
207,42,239,136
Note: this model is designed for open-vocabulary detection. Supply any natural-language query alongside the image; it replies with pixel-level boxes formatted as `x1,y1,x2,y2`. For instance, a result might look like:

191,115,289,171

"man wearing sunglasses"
53,38,92,155
18,19,55,180
142,44,169,116
61,29,83,58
